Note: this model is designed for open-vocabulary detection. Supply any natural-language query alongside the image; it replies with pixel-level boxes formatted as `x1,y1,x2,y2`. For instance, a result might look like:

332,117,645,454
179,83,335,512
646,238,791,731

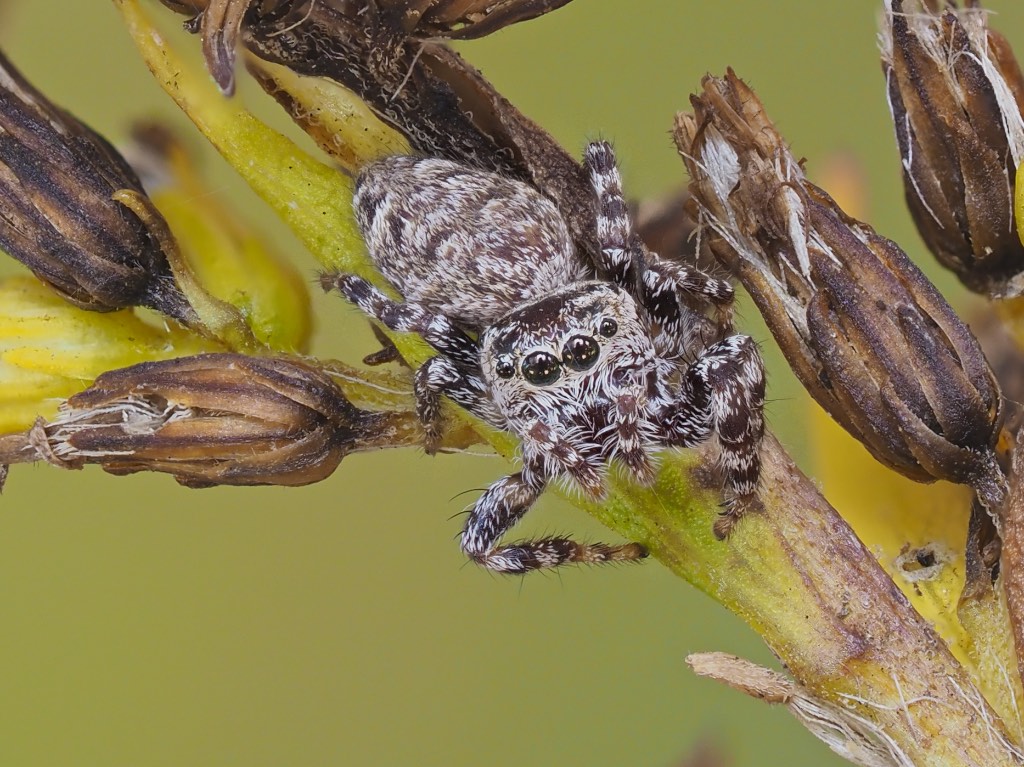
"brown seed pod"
0,49,194,322
42,354,408,488
675,70,1007,510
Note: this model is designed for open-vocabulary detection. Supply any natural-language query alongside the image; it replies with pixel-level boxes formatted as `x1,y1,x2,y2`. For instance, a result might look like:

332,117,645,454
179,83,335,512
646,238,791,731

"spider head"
480,281,654,417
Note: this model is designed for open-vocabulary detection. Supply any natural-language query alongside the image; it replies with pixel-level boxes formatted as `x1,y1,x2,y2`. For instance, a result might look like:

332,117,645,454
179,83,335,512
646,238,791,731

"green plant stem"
585,435,1021,766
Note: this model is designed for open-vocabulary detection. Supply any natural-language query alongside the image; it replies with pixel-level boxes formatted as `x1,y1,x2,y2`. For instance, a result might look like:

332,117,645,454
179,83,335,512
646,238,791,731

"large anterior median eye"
561,335,600,372
521,351,561,386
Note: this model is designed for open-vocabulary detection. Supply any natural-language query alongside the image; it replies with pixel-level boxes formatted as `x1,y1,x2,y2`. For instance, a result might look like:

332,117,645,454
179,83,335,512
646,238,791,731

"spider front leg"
461,468,647,574
414,356,507,448
521,419,605,496
663,334,766,538
322,273,479,368
608,381,657,485
324,273,502,448
584,142,735,348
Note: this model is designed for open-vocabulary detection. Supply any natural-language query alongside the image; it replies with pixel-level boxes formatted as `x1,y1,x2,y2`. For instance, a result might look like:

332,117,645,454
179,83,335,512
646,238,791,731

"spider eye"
599,318,618,338
495,358,516,379
561,335,600,372
521,351,561,386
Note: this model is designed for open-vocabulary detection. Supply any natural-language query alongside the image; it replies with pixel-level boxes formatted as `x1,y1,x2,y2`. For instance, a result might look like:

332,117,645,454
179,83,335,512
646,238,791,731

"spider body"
325,142,765,573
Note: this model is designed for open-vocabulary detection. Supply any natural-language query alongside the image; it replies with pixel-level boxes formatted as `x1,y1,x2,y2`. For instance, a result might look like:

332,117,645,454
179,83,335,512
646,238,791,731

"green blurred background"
3,1,1022,765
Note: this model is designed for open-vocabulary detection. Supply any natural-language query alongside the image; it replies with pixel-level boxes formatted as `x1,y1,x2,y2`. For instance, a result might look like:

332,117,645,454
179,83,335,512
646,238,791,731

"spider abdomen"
354,155,589,329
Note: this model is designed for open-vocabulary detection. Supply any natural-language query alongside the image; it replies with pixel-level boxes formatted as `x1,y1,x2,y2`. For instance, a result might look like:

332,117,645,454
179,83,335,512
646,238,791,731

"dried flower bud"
881,0,1024,296
0,50,194,321
237,2,599,250
160,0,572,95
675,70,1006,509
40,354,402,488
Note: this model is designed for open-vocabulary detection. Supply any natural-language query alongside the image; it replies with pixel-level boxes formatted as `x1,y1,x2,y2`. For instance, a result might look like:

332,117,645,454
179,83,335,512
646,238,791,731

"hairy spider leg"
414,356,507,446
521,418,605,495
324,273,503,446
602,385,657,485
585,140,636,286
324,273,479,366
661,334,766,538
584,141,736,353
461,470,647,574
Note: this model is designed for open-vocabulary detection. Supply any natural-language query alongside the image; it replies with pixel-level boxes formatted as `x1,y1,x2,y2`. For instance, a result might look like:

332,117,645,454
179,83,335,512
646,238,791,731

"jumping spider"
323,142,765,574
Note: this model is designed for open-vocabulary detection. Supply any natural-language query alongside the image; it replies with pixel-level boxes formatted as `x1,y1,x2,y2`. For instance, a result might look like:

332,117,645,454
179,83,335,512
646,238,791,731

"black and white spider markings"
323,141,765,574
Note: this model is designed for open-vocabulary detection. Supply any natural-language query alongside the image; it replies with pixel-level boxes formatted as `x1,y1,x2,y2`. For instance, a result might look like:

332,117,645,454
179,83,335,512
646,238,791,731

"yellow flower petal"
0,276,221,431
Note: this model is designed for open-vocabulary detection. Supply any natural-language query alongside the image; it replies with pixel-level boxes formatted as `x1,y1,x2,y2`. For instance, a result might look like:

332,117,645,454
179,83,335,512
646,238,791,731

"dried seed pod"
42,354,405,488
881,0,1024,297
675,70,1006,510
0,50,194,322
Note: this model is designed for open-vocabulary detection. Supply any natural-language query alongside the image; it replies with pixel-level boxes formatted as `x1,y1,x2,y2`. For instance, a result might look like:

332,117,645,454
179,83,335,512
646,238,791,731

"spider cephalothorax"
324,141,765,573
481,281,666,491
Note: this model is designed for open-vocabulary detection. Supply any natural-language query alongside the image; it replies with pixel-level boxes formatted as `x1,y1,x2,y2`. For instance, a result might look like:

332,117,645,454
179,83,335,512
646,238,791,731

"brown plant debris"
674,70,1007,512
687,652,930,767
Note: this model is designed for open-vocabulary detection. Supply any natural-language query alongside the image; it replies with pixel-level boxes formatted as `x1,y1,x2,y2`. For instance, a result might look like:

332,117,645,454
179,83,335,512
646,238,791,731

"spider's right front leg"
461,466,647,574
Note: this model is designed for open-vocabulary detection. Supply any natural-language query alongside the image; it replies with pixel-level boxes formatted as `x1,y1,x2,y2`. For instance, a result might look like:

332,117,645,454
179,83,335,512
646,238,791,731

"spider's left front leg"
661,334,766,538
606,374,658,485
584,141,734,353
520,418,605,497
